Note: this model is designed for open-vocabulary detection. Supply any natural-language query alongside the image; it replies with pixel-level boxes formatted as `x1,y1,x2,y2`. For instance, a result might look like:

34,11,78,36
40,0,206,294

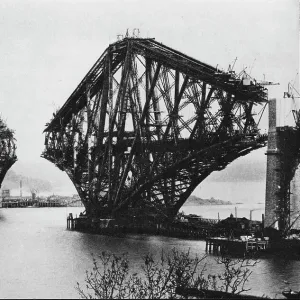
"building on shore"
0,189,83,208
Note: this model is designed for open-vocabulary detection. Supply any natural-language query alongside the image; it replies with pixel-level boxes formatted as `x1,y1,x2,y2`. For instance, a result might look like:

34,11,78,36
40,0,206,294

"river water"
0,206,299,299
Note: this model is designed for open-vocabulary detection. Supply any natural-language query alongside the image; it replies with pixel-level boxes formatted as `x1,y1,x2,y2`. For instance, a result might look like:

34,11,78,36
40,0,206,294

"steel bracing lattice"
42,37,268,220
276,126,300,235
0,118,17,187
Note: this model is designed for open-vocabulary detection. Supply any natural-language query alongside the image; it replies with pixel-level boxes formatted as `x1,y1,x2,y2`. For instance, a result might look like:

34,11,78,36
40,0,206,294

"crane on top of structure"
256,74,280,86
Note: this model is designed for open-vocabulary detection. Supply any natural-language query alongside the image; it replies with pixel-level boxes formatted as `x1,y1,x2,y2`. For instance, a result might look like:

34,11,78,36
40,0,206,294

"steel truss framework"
0,118,17,187
275,125,300,234
42,38,268,220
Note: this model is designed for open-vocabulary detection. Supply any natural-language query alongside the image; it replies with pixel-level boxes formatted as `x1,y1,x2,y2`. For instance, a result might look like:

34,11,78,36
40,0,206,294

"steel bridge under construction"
0,118,17,189
42,36,299,232
265,98,300,235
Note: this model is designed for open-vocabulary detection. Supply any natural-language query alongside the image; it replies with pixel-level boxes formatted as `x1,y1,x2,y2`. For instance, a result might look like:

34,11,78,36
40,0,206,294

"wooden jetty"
66,215,217,239
1,199,67,208
206,237,269,254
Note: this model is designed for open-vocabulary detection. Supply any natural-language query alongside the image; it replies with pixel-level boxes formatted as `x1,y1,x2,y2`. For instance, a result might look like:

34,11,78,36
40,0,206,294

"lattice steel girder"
0,118,17,187
275,127,300,234
42,37,268,220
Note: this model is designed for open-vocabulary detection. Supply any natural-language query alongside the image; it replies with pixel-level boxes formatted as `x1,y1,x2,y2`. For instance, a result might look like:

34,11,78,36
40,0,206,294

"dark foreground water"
0,206,299,299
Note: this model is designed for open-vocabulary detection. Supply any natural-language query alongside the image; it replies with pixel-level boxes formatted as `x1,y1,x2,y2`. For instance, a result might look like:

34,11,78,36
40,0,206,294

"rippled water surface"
0,206,299,299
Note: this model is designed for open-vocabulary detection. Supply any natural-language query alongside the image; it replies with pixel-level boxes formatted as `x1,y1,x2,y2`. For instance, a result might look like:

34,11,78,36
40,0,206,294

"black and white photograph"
0,0,299,298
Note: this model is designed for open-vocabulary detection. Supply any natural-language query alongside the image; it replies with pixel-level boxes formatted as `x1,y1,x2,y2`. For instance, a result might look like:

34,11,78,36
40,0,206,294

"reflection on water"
0,207,299,299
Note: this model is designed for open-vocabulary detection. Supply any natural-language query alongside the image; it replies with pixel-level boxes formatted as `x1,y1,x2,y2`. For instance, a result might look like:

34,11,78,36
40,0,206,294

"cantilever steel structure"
42,37,268,220
0,118,17,187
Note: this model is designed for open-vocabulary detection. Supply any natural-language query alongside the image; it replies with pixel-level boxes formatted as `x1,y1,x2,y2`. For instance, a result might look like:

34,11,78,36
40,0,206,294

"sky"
0,0,299,199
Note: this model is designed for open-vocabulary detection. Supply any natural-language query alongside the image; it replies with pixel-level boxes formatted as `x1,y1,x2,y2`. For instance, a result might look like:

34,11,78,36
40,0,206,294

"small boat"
282,290,300,299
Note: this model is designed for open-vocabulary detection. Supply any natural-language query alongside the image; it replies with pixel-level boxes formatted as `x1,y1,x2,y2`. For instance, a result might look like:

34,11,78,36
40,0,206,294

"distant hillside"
8,160,77,196
1,169,52,195
184,195,232,206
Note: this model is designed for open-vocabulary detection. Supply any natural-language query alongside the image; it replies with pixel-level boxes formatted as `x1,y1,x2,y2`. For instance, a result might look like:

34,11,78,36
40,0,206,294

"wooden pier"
1,200,67,208
65,215,217,239
206,237,269,254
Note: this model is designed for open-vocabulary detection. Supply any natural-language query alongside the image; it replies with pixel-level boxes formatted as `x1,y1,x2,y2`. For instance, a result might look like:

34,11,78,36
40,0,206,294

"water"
181,203,266,221
0,206,299,299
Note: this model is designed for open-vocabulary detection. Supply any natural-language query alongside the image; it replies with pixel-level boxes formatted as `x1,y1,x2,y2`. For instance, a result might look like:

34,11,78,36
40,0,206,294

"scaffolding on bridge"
265,92,300,237
42,36,268,222
275,126,300,235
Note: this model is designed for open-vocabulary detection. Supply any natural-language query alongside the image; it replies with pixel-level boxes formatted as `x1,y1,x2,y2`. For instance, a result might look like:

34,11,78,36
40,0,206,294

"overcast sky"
0,0,299,198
